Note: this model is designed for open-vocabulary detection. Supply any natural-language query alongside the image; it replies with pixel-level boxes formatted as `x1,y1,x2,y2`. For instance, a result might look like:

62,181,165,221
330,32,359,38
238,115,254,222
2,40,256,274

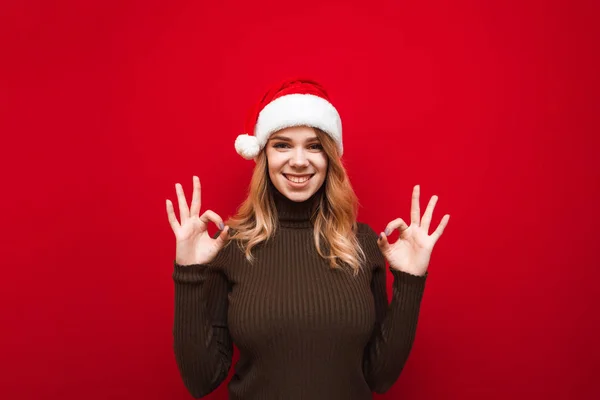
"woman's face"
265,126,328,202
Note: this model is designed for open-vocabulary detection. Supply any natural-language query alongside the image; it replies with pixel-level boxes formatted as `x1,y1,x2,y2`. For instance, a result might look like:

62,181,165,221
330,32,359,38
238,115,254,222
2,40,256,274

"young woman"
165,78,450,399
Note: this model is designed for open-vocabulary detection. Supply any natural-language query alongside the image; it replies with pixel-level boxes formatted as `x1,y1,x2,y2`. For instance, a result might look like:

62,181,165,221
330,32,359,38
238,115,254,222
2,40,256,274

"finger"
199,210,225,231
213,225,230,249
189,176,201,217
411,184,421,226
175,183,190,224
421,195,438,233
431,214,450,243
377,231,391,253
165,199,181,232
384,218,410,237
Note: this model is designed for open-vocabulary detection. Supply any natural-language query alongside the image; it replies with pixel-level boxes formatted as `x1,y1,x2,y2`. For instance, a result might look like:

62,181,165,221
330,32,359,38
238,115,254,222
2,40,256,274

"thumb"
377,231,391,253
213,225,230,249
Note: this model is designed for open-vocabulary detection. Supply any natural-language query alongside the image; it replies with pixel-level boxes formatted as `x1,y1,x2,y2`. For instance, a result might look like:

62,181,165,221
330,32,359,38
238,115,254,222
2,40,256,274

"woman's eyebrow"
270,135,320,142
270,135,292,142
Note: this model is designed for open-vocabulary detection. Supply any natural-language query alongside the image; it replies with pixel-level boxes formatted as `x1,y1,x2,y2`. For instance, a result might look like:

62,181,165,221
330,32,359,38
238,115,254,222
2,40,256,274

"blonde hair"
226,128,366,274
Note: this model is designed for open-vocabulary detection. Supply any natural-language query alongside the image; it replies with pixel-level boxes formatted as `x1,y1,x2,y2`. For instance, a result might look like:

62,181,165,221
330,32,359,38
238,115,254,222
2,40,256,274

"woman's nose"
289,148,309,167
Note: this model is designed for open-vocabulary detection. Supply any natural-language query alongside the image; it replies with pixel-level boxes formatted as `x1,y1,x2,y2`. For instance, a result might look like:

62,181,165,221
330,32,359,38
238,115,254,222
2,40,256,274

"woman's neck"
270,182,322,229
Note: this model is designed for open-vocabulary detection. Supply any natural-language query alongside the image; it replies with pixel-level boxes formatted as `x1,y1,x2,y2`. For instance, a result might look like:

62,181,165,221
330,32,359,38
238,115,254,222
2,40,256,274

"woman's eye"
272,142,322,150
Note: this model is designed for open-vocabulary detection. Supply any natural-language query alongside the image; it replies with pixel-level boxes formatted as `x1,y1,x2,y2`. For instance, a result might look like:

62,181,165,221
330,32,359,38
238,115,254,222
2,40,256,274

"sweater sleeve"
360,224,428,394
172,252,233,398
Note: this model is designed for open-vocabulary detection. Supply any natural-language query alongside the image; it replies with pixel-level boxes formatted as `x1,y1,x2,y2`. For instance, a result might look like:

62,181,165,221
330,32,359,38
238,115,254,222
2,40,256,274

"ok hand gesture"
377,185,450,276
166,176,230,266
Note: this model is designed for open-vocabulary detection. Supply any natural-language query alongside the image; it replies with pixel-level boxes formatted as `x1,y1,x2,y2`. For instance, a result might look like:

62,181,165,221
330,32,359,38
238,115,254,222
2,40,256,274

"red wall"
1,0,598,399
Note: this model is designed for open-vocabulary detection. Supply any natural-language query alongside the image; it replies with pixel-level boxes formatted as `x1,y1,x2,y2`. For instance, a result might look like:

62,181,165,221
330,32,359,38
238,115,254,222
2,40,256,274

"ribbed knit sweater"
172,188,428,399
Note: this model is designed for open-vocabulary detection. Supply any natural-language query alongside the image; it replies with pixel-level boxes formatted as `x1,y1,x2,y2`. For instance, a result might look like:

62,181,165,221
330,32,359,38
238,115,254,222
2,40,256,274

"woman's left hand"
377,185,450,277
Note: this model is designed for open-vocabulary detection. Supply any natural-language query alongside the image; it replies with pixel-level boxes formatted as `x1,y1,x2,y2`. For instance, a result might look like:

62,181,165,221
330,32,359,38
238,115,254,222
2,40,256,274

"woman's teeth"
285,174,312,183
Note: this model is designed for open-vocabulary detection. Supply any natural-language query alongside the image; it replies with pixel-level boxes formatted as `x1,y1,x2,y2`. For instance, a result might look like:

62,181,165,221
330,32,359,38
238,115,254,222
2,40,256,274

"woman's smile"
283,173,314,184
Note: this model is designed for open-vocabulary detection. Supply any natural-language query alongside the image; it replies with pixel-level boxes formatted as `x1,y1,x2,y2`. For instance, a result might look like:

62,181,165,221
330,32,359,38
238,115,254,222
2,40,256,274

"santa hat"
235,78,343,160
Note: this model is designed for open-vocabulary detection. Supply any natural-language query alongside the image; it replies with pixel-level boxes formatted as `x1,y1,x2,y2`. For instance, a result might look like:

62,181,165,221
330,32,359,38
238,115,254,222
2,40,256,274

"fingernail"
384,229,391,236
219,222,225,230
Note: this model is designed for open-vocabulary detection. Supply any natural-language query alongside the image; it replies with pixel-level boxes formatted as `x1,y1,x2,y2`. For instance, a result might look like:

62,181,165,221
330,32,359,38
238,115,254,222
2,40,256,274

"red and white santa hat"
235,78,343,160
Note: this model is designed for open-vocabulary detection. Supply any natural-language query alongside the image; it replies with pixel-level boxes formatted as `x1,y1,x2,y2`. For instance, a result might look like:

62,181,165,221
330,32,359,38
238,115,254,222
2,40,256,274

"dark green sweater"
172,188,427,399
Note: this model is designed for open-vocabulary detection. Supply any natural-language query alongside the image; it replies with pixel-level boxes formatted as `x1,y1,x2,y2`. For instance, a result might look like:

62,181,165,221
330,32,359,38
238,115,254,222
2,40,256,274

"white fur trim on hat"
256,93,343,155
236,93,343,160
235,134,261,160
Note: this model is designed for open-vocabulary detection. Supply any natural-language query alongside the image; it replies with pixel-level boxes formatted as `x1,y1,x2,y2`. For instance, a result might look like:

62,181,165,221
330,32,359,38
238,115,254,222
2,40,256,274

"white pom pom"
235,134,260,160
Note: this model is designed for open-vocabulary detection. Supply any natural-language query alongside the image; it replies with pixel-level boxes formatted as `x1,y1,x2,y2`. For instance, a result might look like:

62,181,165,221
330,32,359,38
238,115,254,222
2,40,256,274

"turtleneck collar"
269,181,323,229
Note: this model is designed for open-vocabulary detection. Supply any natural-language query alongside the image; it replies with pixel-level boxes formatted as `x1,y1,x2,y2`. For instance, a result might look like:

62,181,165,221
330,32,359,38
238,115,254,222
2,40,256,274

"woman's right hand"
166,176,230,266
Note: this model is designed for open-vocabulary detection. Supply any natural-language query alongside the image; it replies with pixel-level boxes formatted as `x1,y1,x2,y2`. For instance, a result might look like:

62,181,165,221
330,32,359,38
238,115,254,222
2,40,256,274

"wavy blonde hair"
225,128,366,274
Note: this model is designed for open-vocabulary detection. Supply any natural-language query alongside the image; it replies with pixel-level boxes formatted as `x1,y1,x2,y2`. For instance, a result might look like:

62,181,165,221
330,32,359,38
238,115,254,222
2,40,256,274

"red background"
1,0,599,399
